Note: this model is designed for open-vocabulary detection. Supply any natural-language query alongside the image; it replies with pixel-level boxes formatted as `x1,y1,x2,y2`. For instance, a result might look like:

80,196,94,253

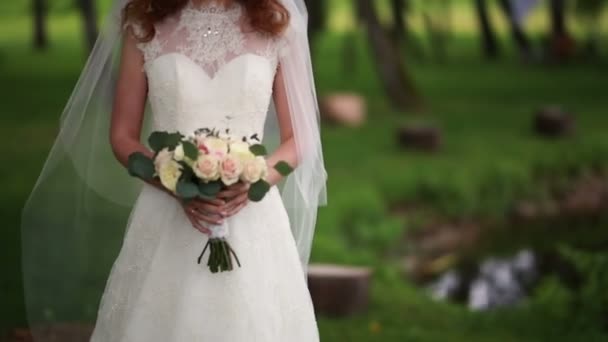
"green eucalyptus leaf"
176,180,199,199
274,161,294,176
127,152,155,180
148,131,169,152
199,180,223,198
248,180,270,202
179,163,194,180
182,141,199,160
165,132,183,149
249,144,268,156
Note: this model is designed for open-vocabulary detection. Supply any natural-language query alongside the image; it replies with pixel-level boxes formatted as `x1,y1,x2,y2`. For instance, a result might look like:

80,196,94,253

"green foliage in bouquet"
127,131,295,203
246,143,294,201
127,152,155,181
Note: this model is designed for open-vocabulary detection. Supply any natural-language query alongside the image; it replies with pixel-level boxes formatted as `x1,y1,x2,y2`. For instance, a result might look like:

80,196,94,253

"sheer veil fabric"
21,0,327,334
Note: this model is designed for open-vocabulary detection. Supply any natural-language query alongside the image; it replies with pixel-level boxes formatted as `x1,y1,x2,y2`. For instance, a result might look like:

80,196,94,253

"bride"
20,0,327,341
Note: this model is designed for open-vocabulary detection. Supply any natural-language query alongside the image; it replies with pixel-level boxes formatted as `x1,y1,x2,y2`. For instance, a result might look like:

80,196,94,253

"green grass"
2,5,608,341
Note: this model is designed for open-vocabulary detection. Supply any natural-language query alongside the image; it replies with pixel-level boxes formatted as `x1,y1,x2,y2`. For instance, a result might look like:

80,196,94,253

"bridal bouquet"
127,128,294,273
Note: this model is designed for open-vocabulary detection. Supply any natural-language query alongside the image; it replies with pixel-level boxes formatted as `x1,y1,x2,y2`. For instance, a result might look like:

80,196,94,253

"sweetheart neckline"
144,52,272,81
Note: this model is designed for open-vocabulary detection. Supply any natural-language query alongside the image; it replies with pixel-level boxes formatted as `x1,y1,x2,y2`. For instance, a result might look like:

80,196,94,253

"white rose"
230,141,255,162
158,160,182,193
240,156,268,184
194,154,221,182
220,154,243,186
173,143,185,161
154,148,174,170
195,133,207,147
202,137,229,159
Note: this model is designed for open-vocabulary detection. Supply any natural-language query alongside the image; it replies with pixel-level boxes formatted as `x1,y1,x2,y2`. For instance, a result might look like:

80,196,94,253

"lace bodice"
127,0,287,140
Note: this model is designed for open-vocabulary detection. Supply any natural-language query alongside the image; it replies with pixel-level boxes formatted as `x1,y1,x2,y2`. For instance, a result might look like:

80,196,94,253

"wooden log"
559,176,608,216
9,323,93,342
397,123,442,152
534,106,574,137
307,263,372,316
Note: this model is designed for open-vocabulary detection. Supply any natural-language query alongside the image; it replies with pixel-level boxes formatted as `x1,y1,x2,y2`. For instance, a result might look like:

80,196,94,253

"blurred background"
1,0,608,341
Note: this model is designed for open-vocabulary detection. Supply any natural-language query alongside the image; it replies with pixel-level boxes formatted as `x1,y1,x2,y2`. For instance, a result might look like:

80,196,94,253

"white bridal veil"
21,0,326,334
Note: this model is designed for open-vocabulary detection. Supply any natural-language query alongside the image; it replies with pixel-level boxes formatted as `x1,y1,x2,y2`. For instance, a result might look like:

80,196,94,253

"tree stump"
397,123,442,152
559,175,608,216
307,263,372,316
534,106,574,137
510,200,541,222
9,323,94,342
320,93,366,127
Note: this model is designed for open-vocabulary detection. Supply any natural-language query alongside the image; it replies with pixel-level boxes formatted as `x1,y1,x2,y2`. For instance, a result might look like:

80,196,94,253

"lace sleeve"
277,34,290,59
122,21,161,63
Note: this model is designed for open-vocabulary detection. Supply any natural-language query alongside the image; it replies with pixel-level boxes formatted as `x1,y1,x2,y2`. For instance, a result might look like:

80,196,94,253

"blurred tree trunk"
355,0,422,111
575,0,605,59
391,0,406,41
474,0,499,59
498,0,532,61
390,0,425,60
549,0,567,37
33,0,48,50
77,0,98,52
547,0,574,60
304,0,326,41
422,0,453,63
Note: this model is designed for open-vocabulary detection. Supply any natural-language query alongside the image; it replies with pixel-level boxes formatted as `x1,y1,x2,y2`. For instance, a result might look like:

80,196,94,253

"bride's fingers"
217,183,249,199
193,197,225,207
186,213,211,235
183,204,224,224
189,201,225,216
226,200,248,217
189,208,224,225
224,193,248,212
227,182,248,190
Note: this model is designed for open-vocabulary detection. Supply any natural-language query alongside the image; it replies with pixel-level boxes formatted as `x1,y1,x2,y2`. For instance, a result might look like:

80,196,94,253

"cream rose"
154,148,174,170
202,137,229,159
229,141,255,162
173,143,185,161
195,134,206,147
158,161,182,193
194,154,221,182
220,154,243,186
241,156,268,183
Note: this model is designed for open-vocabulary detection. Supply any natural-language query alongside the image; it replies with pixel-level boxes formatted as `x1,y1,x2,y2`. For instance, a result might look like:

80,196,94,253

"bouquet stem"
198,238,241,273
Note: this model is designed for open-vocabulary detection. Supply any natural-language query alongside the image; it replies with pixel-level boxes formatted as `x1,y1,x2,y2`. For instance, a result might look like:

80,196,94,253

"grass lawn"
2,3,608,341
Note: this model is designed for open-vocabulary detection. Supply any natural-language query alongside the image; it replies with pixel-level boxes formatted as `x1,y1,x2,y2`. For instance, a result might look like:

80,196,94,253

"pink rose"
201,137,229,159
240,156,268,184
220,154,243,186
194,154,221,182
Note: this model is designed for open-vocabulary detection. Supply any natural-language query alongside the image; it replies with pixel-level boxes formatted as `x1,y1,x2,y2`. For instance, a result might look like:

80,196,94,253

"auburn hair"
123,0,290,42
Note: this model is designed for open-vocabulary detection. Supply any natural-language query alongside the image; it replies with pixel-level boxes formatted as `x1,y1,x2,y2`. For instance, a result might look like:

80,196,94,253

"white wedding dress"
89,2,319,341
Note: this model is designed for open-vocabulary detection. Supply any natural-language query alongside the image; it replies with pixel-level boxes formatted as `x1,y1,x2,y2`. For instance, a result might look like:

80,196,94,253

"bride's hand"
181,198,227,235
148,178,225,235
217,182,250,218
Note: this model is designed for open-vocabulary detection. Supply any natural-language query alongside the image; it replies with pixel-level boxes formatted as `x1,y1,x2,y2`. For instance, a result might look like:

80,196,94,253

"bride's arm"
109,28,223,232
109,28,151,167
218,64,296,216
265,63,299,187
